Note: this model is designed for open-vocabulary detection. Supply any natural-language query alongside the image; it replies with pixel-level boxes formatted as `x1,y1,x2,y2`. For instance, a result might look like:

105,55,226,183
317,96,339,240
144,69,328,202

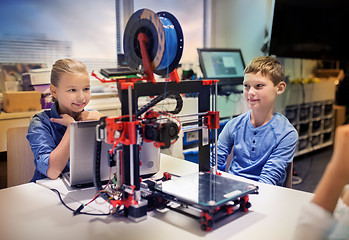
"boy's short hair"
244,56,285,86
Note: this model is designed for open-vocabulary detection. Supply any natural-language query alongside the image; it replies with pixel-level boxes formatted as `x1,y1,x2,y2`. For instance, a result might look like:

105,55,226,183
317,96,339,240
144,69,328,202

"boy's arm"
215,122,234,171
259,130,298,185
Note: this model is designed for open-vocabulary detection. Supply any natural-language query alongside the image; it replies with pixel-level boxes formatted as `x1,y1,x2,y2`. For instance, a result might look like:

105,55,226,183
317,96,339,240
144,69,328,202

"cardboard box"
314,69,345,83
334,105,346,129
3,91,42,112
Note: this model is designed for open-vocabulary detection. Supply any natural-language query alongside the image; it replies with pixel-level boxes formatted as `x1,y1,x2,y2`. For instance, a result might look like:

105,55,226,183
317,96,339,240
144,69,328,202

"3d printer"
93,9,258,231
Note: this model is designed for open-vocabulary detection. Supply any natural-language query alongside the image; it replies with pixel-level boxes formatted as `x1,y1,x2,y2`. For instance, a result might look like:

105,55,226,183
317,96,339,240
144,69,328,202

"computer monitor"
197,48,245,95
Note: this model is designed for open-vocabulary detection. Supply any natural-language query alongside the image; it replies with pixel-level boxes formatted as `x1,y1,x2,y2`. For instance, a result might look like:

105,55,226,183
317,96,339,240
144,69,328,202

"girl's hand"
50,114,75,127
77,110,104,121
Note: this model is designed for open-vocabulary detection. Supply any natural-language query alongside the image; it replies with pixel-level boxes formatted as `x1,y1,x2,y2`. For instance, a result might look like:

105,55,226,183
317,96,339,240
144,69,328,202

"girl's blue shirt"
26,102,69,182
216,110,298,186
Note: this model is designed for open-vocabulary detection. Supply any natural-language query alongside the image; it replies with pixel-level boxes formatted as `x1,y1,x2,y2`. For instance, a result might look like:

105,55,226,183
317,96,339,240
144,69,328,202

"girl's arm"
312,125,349,213
47,114,75,179
77,110,104,121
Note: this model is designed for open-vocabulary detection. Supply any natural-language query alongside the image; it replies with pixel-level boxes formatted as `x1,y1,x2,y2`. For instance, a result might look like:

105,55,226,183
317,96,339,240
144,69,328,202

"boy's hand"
50,114,75,127
77,110,104,121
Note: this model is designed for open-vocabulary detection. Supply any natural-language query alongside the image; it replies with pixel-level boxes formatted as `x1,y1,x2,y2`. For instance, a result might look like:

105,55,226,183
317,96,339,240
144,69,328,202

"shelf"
285,99,335,157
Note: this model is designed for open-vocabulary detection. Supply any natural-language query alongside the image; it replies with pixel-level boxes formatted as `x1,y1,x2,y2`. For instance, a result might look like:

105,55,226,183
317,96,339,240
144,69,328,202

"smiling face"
243,71,285,113
50,72,91,117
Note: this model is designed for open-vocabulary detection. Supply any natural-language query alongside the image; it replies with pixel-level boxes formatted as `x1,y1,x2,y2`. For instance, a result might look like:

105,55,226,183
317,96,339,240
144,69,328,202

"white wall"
209,0,321,81
211,0,273,64
208,0,272,116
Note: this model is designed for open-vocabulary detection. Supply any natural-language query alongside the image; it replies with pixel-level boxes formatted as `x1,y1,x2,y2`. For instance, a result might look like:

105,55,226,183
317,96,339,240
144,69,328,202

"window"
0,0,116,70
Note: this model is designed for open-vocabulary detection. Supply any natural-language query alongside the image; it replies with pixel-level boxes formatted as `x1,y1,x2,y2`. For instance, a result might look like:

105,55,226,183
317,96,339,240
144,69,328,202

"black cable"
300,59,305,105
93,138,111,202
293,59,306,185
136,90,183,117
50,188,110,216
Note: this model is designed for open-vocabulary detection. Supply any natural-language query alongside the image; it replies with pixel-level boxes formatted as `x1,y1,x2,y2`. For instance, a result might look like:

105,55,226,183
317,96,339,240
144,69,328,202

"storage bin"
323,131,332,143
311,120,321,133
183,131,198,146
299,123,309,136
324,101,333,116
312,102,323,118
311,134,321,147
298,137,309,151
183,148,198,163
323,118,333,130
285,105,298,123
299,104,310,121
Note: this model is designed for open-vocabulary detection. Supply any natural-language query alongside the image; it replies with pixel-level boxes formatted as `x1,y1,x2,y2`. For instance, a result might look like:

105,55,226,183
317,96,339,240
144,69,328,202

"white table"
0,154,313,240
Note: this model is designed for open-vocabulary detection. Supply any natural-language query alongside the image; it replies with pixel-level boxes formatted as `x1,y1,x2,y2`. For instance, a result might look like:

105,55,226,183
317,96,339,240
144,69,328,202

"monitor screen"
198,48,245,95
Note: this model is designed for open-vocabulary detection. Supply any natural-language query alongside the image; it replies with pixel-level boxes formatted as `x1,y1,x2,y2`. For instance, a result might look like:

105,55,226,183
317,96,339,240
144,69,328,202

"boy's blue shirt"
26,102,69,182
216,110,298,186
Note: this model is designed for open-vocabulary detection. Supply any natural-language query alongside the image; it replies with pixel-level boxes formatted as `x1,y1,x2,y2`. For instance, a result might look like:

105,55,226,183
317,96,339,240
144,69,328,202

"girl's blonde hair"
244,56,285,86
51,58,88,87
50,58,88,102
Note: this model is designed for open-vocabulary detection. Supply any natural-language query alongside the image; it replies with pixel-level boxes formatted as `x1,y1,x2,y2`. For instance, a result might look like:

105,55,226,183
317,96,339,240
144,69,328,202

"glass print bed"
155,172,258,209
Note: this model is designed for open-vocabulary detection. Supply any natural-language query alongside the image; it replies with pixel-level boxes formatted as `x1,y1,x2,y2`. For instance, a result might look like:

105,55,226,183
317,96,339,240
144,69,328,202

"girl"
27,58,104,182
294,124,349,239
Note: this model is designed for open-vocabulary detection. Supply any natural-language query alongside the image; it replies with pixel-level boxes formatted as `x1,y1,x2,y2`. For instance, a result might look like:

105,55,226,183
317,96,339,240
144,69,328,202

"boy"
216,56,298,186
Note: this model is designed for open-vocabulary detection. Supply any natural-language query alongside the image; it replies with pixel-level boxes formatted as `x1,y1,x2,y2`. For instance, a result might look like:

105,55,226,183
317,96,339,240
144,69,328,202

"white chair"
283,161,293,188
7,127,35,187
